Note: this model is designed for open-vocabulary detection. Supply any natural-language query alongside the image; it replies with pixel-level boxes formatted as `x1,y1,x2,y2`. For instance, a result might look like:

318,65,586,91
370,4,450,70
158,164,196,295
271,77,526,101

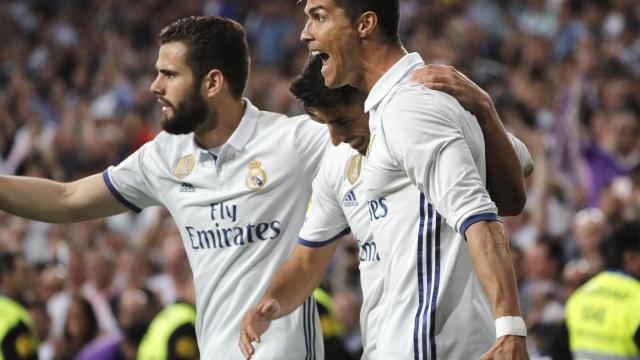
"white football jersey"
104,99,327,360
363,53,499,359
299,143,383,360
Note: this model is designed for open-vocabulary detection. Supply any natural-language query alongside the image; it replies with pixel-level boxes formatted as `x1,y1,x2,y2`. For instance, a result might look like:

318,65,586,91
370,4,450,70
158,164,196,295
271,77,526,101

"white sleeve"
382,87,498,235
507,132,534,177
298,154,350,247
292,115,331,179
103,142,162,212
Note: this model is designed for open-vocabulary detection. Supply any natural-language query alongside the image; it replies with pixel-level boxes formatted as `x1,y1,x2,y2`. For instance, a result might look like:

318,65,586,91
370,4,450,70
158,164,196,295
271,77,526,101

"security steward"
566,221,640,360
0,251,38,360
137,300,199,360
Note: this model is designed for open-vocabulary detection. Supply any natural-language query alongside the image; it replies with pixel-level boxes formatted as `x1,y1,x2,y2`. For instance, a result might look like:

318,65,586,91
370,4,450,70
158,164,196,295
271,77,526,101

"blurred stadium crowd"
0,0,638,359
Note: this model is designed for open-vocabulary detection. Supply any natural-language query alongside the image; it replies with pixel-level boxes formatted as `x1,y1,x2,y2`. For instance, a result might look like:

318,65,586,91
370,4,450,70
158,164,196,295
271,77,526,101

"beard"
161,87,210,135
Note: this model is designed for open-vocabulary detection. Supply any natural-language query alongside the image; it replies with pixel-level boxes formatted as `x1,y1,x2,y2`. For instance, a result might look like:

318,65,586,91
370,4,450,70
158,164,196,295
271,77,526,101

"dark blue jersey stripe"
429,213,442,360
460,213,498,241
101,170,142,213
298,227,351,248
414,194,429,360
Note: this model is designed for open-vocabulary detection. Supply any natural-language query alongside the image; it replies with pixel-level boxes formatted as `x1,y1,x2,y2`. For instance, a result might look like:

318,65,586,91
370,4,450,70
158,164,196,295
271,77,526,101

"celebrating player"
297,0,529,358
0,16,328,359
240,54,532,359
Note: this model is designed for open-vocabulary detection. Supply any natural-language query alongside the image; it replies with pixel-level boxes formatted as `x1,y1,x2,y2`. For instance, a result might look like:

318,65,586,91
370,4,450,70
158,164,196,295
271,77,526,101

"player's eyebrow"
305,5,327,16
327,116,348,124
157,68,178,76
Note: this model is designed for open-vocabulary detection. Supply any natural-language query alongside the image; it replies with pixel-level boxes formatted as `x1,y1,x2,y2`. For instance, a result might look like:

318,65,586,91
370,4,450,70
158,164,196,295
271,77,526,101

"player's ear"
202,69,224,98
356,11,377,39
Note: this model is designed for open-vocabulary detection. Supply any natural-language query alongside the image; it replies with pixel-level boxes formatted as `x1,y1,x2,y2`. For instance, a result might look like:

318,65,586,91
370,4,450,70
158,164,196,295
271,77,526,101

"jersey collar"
196,98,258,163
225,98,258,152
364,52,425,113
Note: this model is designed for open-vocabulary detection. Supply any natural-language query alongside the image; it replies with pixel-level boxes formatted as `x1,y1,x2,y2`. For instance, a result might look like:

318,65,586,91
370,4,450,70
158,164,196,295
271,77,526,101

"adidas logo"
343,190,358,207
180,183,195,192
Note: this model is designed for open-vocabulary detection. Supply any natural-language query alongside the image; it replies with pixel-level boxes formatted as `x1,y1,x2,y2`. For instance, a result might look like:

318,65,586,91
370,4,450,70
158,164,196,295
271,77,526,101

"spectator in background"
149,229,191,306
55,295,99,360
522,237,565,354
47,246,87,340
75,287,161,360
0,0,637,356
566,221,640,359
26,301,54,360
82,248,119,334
570,207,606,270
137,273,198,360
0,251,39,360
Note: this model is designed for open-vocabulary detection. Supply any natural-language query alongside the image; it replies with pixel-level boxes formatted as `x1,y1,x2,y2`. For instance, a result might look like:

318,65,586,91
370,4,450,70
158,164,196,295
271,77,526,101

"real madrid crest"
245,160,267,190
347,154,363,184
173,154,196,179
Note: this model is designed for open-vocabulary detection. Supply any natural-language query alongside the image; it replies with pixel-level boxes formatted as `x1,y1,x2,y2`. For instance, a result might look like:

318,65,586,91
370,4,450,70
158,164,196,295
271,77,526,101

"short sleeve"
507,132,534,176
382,87,498,235
103,142,162,212
292,115,331,179
298,153,350,247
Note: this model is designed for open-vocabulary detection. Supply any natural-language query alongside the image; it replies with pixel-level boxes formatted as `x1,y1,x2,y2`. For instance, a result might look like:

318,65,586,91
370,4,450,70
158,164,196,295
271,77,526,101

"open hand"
239,299,280,359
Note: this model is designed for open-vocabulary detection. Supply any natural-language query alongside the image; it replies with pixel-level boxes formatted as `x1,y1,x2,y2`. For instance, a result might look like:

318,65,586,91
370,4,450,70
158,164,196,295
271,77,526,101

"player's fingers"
423,82,454,95
243,330,258,357
239,330,253,359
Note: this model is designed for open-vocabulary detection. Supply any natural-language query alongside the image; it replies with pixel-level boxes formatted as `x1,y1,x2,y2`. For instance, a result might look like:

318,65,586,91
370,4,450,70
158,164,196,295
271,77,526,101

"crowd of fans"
0,0,638,358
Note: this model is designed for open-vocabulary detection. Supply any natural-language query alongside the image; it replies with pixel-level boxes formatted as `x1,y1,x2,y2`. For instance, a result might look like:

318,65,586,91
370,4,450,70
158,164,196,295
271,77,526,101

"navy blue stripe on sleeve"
102,170,143,213
298,227,351,248
460,212,499,241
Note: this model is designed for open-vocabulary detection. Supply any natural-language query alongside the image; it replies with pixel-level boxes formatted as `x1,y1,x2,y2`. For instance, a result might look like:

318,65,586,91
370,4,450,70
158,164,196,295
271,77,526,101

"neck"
357,42,407,93
195,97,245,149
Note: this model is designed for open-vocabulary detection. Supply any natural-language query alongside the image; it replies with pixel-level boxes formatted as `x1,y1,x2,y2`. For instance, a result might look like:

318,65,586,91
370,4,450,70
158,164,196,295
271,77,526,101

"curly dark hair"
289,55,364,115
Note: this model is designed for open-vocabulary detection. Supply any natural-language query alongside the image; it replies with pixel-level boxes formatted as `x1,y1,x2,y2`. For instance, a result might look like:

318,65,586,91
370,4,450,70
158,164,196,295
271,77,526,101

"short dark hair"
601,221,640,270
158,16,250,99
335,0,400,45
290,55,364,115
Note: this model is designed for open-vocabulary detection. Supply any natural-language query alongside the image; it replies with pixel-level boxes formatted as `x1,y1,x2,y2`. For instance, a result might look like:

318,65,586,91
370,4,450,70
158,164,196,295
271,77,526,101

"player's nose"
329,130,343,146
300,21,313,43
150,75,163,95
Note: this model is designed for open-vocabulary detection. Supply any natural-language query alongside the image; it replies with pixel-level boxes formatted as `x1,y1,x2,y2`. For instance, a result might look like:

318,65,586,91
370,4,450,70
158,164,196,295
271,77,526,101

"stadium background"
0,0,638,358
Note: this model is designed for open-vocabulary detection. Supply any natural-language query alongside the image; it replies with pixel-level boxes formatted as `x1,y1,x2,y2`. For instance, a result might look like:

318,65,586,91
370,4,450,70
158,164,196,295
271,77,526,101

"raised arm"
412,65,527,216
239,241,340,359
0,173,129,223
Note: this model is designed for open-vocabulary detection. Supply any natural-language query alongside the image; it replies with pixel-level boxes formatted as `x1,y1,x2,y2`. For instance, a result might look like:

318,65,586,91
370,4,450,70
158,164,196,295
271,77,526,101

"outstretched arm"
412,65,527,216
0,173,129,223
239,241,340,359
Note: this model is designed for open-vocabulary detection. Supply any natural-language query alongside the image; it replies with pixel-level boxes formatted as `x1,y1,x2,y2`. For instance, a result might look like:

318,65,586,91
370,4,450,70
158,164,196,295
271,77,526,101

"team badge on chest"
347,154,363,184
245,160,267,190
173,154,195,179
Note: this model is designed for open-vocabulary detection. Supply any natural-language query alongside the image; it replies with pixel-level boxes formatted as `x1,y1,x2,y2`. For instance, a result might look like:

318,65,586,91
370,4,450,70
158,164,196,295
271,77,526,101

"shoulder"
145,131,192,152
141,131,194,159
321,144,359,176
383,82,467,123
255,112,326,138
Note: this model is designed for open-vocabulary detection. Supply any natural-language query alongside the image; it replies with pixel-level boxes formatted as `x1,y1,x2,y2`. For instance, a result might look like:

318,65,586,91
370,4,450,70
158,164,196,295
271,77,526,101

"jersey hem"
102,170,143,213
298,227,351,248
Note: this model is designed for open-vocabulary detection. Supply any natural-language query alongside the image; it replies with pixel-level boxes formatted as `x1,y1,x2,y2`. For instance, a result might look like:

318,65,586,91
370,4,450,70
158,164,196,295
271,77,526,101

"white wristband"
495,316,527,338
